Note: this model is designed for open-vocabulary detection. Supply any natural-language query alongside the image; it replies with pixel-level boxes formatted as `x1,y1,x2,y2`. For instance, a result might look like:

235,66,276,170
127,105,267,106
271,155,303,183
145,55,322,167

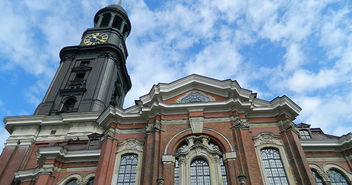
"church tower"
35,4,132,115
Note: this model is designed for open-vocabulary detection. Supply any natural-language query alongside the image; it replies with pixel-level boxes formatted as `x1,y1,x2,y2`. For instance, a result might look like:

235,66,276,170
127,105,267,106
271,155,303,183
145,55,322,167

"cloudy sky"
0,0,352,151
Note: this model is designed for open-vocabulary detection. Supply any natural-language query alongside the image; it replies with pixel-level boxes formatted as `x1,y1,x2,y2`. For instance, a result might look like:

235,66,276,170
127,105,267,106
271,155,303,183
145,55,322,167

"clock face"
83,32,108,45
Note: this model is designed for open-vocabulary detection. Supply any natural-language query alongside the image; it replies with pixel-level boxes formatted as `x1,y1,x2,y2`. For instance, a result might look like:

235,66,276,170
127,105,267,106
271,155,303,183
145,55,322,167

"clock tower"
35,4,132,115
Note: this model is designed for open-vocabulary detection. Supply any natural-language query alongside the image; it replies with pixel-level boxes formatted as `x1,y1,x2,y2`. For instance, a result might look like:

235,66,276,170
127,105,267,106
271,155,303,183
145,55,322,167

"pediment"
137,74,254,107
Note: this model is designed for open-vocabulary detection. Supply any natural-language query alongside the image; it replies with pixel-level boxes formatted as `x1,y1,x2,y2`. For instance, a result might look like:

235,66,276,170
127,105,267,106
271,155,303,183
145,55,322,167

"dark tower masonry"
34,4,132,115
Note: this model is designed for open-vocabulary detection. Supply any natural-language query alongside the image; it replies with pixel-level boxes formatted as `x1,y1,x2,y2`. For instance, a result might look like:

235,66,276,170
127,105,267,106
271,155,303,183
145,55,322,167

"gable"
163,89,227,104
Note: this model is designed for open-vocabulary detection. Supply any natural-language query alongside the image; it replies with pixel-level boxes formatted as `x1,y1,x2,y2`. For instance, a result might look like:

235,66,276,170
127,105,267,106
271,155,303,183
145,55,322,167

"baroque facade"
0,3,352,185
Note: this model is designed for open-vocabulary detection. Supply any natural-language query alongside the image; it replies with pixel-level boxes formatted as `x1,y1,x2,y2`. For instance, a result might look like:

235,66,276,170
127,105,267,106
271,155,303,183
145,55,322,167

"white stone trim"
111,139,144,185
163,128,235,155
175,135,226,185
253,132,296,185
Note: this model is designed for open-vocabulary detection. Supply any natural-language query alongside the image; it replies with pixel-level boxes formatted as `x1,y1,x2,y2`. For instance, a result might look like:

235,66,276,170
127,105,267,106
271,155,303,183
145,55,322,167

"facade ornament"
238,174,246,185
189,116,204,134
253,132,282,147
117,138,144,153
231,117,250,129
157,177,165,185
281,120,299,134
102,127,116,142
175,135,222,158
176,91,215,103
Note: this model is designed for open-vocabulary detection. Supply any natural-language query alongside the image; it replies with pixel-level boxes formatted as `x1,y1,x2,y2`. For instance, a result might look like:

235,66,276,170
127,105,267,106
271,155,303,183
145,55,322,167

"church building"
0,3,351,185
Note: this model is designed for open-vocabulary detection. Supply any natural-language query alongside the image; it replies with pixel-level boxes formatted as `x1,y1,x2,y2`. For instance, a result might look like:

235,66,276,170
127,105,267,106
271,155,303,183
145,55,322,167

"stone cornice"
4,112,100,134
37,146,101,166
301,133,352,152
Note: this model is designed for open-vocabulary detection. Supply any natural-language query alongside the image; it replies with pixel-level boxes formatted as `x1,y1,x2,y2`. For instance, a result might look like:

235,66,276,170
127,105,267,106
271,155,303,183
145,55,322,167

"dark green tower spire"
34,4,132,115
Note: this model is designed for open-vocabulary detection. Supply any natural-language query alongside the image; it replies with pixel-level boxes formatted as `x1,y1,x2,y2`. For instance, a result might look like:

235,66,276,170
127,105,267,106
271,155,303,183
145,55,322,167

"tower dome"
93,4,131,38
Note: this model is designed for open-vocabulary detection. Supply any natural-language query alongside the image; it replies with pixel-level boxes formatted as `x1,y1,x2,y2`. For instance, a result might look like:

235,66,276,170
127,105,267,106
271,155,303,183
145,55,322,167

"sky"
0,0,352,152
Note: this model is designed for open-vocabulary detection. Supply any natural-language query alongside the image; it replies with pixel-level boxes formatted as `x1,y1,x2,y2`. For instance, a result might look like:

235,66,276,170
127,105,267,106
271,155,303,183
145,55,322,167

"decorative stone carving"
253,132,282,147
175,135,222,158
281,120,299,134
189,117,204,134
157,177,165,185
231,117,250,129
238,174,246,185
176,91,215,104
117,138,144,153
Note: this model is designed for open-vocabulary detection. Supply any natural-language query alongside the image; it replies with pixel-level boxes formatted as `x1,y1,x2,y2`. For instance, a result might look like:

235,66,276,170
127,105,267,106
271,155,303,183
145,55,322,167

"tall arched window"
174,159,179,185
329,169,349,185
311,169,324,185
174,135,227,185
220,158,228,185
65,179,78,185
190,159,210,185
117,154,138,185
260,148,289,185
62,98,76,112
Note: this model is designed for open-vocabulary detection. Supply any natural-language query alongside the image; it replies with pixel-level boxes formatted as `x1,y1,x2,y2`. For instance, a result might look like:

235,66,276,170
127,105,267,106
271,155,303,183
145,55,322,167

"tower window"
62,98,76,113
80,61,90,66
101,13,111,27
65,179,78,185
112,16,123,30
74,73,85,81
122,24,128,37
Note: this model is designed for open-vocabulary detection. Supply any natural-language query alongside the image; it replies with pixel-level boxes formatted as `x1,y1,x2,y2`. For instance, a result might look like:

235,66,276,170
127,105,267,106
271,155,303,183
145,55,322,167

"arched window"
329,169,349,185
220,158,228,185
190,159,210,185
260,148,289,185
311,169,324,185
65,179,78,185
174,159,179,185
174,135,227,184
117,154,138,185
86,178,94,185
62,98,76,112
100,13,111,27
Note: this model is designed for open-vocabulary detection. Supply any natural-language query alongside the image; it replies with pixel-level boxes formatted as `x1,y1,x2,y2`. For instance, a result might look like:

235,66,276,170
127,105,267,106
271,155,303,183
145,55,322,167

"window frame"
253,132,295,185
299,129,311,139
111,139,144,185
174,135,228,185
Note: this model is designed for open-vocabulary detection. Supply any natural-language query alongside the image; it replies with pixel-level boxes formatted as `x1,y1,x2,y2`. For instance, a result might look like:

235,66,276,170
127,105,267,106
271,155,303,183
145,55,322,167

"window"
80,61,90,66
62,98,76,112
329,169,349,185
311,170,324,185
220,158,228,185
174,159,179,185
190,159,211,185
299,130,311,139
65,179,78,185
101,13,111,27
112,16,123,30
260,148,289,185
174,135,228,184
88,139,99,149
74,73,86,81
86,178,94,185
117,154,138,185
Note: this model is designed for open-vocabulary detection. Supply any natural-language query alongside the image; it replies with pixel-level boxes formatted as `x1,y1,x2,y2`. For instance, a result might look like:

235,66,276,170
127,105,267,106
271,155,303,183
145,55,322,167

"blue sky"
1,0,352,152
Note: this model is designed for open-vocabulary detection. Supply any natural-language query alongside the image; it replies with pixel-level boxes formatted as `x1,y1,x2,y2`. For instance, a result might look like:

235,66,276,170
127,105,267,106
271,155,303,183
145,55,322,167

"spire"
118,0,122,5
